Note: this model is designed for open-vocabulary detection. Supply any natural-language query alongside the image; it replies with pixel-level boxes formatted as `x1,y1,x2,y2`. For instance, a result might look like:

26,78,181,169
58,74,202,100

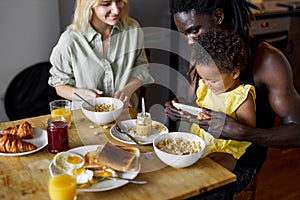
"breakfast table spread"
0,108,236,200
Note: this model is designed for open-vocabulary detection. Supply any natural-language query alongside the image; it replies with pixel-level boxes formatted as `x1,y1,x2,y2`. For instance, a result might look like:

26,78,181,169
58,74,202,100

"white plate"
172,102,202,116
0,128,48,156
110,120,168,145
49,145,141,192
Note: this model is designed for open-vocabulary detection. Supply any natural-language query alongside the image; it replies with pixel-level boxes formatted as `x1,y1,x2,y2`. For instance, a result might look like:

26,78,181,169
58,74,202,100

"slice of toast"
84,142,140,172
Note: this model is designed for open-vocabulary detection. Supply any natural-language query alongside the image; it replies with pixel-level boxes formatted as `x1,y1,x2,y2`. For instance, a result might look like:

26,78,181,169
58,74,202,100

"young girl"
48,0,154,108
190,31,256,170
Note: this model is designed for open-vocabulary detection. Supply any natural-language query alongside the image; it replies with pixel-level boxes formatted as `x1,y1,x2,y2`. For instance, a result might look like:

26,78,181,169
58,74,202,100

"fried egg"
94,168,117,178
68,168,93,184
53,152,84,172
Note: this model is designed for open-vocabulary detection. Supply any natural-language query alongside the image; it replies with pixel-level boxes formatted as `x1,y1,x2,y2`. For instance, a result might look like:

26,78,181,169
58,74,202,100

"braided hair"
169,0,258,38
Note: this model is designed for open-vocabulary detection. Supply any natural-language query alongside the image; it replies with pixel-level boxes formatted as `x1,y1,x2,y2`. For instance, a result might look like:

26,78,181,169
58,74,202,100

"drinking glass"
50,99,72,127
48,174,77,200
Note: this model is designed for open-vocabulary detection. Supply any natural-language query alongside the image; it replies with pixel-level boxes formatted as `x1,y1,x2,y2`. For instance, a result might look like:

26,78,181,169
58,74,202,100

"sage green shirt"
48,18,154,97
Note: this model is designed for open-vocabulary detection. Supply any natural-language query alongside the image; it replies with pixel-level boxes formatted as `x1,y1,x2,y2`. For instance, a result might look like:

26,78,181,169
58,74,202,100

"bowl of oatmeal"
81,97,124,125
153,132,205,168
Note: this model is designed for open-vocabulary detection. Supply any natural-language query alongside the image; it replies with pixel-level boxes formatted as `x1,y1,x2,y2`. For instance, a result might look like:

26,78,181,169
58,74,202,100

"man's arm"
235,42,300,147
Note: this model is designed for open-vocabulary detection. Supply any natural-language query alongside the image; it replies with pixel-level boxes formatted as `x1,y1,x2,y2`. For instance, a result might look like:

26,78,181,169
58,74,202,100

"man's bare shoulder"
253,41,293,84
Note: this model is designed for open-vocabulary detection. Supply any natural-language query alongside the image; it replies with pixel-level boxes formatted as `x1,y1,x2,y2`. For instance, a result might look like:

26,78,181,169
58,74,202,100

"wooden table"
0,109,236,200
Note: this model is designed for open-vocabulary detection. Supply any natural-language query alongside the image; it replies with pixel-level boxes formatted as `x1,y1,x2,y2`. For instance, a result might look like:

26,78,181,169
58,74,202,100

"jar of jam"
47,116,70,154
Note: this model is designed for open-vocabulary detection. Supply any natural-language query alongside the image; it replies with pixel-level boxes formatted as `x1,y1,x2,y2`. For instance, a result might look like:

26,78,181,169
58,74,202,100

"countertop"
252,0,300,18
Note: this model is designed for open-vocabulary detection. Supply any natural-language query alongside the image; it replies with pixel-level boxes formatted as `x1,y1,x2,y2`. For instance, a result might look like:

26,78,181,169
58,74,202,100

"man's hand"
165,99,242,140
164,97,195,121
189,108,241,140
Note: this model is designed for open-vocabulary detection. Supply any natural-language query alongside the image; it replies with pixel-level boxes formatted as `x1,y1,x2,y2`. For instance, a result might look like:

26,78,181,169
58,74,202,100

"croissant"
0,134,37,153
2,121,33,139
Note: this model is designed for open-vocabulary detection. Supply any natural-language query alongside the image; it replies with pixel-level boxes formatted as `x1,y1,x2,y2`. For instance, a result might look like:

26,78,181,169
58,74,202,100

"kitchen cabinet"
287,15,300,94
251,14,300,94
253,0,300,94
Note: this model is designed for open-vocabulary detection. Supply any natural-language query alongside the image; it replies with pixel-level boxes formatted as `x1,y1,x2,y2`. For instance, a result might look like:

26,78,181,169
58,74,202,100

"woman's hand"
73,88,103,100
55,85,103,100
114,78,142,108
113,91,130,107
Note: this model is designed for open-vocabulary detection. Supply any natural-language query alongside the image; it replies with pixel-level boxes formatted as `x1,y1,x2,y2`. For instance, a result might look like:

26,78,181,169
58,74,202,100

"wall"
58,0,76,31
0,0,76,122
128,0,173,124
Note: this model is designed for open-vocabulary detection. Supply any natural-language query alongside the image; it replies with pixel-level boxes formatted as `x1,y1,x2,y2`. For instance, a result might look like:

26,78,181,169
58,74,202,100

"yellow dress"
190,80,256,159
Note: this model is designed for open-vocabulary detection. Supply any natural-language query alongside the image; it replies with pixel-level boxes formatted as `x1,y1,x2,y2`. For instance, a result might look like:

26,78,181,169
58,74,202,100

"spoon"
115,122,142,146
94,176,147,184
74,92,95,109
142,97,146,117
141,97,147,124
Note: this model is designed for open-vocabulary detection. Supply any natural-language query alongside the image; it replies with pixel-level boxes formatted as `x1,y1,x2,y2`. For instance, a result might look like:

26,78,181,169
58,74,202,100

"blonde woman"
49,0,154,108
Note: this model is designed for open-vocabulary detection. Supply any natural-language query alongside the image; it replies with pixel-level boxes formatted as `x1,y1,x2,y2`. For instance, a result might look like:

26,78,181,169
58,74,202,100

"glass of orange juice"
48,174,77,200
50,100,72,127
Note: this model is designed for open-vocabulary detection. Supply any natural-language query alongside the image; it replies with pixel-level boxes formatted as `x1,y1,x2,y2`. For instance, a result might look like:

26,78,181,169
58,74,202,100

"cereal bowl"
153,132,205,168
81,97,124,125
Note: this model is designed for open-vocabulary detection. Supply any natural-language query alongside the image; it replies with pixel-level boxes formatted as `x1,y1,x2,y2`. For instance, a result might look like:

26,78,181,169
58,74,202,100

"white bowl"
81,97,124,125
153,132,205,168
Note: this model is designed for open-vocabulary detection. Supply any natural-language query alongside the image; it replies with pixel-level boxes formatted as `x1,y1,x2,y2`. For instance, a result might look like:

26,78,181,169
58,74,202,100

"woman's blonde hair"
69,0,129,32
